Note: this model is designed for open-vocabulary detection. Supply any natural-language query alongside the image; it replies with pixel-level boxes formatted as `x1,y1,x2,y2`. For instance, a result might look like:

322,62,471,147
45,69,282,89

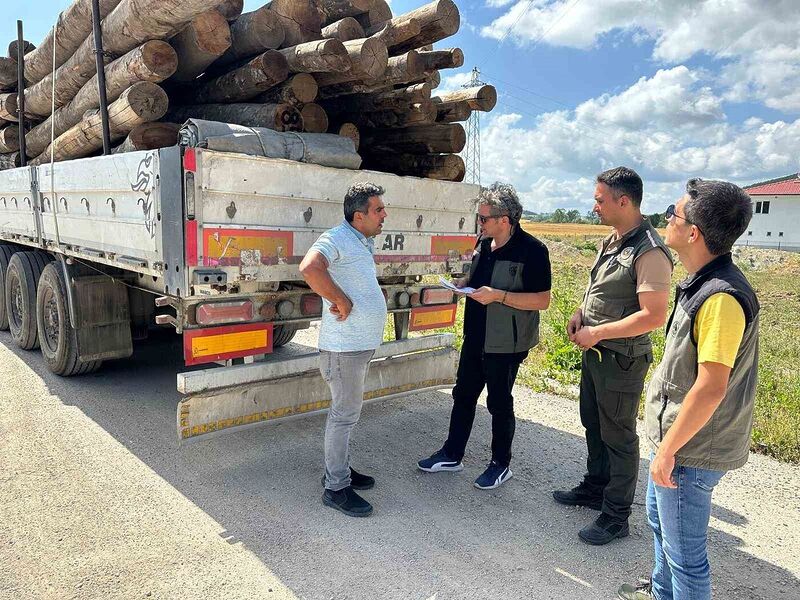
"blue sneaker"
474,461,513,490
417,448,464,473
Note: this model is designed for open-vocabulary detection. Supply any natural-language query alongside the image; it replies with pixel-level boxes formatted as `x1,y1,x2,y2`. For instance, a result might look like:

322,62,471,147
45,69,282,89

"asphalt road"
1,328,798,600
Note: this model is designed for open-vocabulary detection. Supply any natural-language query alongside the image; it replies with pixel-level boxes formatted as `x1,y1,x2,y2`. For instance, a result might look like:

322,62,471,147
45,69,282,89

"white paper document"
439,276,476,295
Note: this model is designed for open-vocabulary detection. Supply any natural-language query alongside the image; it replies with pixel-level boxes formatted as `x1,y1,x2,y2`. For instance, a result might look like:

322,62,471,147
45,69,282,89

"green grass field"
407,223,800,464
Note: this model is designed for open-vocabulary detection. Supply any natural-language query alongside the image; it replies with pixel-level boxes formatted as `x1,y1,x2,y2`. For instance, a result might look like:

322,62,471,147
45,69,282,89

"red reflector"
301,293,322,315
196,300,254,325
421,287,455,305
184,148,196,172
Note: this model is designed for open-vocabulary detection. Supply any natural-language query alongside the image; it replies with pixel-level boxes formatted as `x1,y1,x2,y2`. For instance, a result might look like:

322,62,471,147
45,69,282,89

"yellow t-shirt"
692,293,746,367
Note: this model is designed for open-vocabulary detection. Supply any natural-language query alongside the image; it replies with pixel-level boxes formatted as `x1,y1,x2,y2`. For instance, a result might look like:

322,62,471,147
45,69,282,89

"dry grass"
521,222,614,236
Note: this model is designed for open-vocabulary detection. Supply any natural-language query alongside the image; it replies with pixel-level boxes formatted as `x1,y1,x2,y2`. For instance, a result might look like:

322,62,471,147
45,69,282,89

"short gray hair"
478,182,523,224
684,178,752,256
344,182,385,222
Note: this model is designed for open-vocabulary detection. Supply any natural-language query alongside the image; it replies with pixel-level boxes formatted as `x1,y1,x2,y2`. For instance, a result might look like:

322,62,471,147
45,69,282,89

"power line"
463,67,485,185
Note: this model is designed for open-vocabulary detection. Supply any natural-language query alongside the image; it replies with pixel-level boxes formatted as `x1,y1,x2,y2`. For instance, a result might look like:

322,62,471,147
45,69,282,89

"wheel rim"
9,272,23,331
41,286,60,354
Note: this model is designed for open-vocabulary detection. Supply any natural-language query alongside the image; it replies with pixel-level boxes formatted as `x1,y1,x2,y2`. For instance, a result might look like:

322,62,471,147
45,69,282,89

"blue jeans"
647,453,725,600
320,350,375,491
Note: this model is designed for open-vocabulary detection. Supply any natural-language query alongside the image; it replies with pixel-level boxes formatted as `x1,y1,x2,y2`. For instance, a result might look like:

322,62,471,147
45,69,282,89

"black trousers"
579,345,650,520
443,342,525,467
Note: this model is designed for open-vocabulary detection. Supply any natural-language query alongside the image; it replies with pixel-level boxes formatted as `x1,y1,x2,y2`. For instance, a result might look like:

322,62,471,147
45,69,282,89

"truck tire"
36,263,102,376
273,324,299,347
5,251,51,350
0,243,21,331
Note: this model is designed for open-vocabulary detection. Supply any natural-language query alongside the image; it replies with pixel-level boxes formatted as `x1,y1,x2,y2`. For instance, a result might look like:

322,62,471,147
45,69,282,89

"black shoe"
320,467,375,491
578,513,630,545
552,485,603,510
322,486,373,517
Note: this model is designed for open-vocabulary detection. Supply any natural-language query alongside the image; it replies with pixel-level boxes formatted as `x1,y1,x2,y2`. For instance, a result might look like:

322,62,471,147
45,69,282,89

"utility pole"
463,66,484,186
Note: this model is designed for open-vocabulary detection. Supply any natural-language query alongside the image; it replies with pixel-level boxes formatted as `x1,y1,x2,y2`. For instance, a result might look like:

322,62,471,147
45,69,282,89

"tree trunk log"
25,41,178,159
383,50,424,82
320,0,375,26
0,152,21,171
280,39,351,74
112,121,180,153
165,102,302,131
361,122,465,154
333,121,360,150
254,73,318,105
321,82,430,113
23,0,124,86
0,125,20,153
313,37,387,85
328,99,435,129
0,58,17,90
367,17,420,48
215,6,285,69
8,40,36,59
362,152,464,181
186,50,289,103
417,48,463,71
168,10,231,83
264,0,323,48
215,0,244,21
387,0,460,55
322,18,365,43
25,0,225,117
354,0,392,31
0,93,18,122
435,99,471,123
299,103,329,133
32,82,170,165
317,79,392,99
434,85,496,111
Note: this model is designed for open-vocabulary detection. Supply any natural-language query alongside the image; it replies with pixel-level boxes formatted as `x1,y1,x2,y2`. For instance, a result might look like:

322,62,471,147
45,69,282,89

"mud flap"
176,334,458,441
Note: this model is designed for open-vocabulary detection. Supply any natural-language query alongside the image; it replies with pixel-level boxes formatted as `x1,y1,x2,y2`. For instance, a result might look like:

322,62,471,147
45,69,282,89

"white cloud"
436,71,474,95
480,0,800,111
475,67,800,211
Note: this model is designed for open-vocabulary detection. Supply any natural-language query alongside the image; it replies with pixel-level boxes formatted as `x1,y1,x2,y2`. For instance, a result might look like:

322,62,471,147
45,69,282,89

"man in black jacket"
418,182,552,489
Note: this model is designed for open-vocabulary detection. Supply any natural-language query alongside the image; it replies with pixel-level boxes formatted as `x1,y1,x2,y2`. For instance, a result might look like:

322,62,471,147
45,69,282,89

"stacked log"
113,122,180,154
4,0,494,181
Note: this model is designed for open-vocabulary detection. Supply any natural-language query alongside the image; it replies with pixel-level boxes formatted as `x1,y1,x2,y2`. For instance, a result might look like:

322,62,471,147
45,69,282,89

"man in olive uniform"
553,167,673,545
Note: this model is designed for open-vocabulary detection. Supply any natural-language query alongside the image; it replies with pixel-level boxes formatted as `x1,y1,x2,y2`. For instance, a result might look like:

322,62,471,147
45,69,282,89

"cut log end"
300,103,329,133
216,0,245,21
335,122,360,151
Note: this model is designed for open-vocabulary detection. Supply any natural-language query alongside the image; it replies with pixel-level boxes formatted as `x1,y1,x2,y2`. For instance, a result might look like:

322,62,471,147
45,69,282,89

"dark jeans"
443,342,526,467
579,345,650,520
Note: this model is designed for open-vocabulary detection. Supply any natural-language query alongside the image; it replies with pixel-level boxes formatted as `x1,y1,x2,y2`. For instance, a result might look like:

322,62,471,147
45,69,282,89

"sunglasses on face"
477,214,504,224
666,204,703,234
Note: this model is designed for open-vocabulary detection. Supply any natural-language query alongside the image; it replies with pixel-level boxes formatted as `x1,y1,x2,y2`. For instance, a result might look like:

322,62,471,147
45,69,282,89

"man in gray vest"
418,183,552,489
618,179,758,599
553,167,673,545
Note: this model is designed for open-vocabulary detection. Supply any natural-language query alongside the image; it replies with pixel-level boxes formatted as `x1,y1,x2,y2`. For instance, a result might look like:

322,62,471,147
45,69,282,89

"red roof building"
739,174,799,251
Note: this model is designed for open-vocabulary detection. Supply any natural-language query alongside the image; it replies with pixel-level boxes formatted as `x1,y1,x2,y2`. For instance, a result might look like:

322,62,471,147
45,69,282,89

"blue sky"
6,0,800,213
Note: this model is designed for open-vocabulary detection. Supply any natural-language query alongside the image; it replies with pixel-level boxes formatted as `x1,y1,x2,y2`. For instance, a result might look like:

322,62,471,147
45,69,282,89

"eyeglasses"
666,204,703,234
477,214,504,224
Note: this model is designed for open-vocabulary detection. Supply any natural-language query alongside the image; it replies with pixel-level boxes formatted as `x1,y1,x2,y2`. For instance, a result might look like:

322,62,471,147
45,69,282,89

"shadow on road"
3,329,796,600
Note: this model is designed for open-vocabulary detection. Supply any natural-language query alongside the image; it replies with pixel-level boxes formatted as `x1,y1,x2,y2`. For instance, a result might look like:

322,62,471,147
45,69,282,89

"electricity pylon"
463,67,484,185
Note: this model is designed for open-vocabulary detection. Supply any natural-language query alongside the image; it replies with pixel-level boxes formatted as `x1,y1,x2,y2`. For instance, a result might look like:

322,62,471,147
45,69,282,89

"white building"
737,174,800,252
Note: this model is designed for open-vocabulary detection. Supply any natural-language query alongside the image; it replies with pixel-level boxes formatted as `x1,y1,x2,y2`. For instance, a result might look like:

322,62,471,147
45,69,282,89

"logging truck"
0,145,478,440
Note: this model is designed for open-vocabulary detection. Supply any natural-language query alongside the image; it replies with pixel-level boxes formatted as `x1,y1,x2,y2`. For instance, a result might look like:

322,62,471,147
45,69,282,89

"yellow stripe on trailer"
191,329,268,358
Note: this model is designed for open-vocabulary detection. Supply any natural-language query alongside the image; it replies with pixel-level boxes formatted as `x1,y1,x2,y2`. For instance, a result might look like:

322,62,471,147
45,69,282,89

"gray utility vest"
467,227,544,354
582,221,672,357
645,253,760,472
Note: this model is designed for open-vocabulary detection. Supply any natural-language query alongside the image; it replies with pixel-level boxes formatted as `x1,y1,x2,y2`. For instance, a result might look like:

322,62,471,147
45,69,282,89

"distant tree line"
522,209,667,228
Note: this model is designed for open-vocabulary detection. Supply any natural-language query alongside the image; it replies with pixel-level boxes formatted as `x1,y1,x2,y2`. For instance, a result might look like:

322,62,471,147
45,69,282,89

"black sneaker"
417,448,464,473
322,486,373,517
578,513,629,545
321,467,375,491
474,461,513,490
552,485,603,510
618,578,653,599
